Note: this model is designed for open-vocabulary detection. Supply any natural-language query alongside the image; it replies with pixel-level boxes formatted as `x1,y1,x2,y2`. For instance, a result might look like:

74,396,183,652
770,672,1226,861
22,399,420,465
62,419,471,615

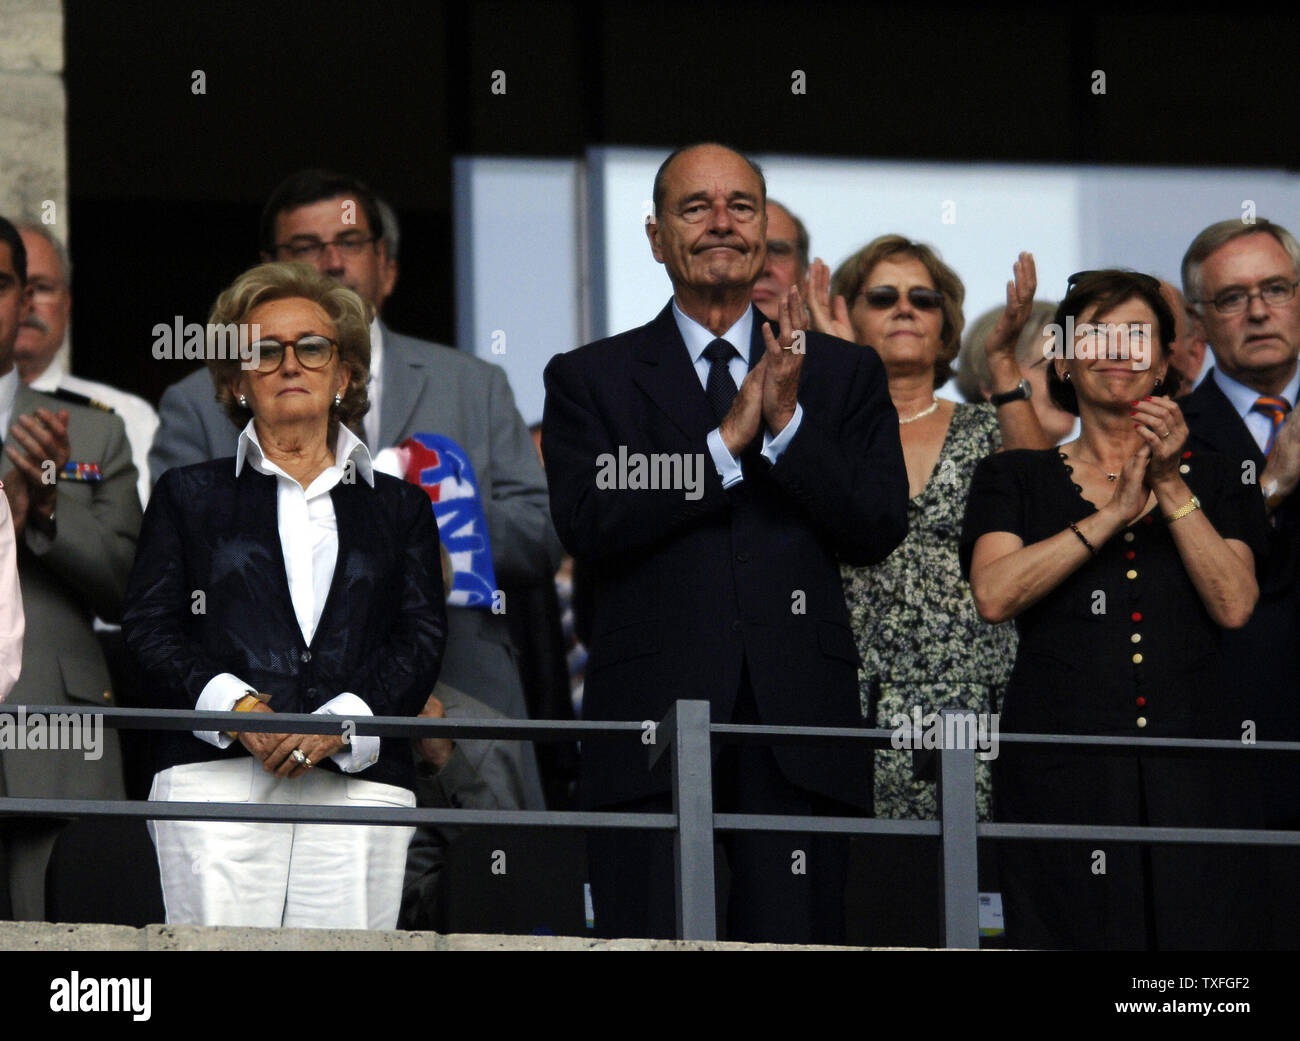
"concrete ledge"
0,0,63,74
0,921,873,951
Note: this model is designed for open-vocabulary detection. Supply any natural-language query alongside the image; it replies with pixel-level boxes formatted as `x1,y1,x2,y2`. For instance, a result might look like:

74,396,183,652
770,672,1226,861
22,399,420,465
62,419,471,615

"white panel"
593,147,1300,357
455,157,582,426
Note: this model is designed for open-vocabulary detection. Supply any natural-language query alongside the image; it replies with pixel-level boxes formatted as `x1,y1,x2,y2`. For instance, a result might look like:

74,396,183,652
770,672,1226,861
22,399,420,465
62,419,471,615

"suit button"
1132,653,1143,664
1136,716,1148,728
301,650,312,663
1123,532,1135,543
307,687,318,697
732,620,743,633
102,690,112,702
735,552,749,564
1126,569,1138,580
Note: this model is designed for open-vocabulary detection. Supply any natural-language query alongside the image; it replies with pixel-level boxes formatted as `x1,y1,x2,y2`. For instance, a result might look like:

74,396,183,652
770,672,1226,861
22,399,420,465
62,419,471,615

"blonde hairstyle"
205,262,371,431
955,300,1058,401
831,235,965,389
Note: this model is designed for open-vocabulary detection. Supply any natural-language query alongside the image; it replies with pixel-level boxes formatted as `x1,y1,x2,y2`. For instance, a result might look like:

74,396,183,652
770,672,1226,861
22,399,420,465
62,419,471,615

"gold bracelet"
1164,494,1201,524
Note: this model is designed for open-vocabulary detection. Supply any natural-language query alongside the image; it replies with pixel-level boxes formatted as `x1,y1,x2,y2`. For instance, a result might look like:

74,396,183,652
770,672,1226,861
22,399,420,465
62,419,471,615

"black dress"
960,447,1269,950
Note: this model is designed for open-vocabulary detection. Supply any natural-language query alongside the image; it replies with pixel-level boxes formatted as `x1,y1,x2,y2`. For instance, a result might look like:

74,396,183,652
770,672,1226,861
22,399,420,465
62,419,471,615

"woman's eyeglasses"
249,335,338,373
859,286,944,311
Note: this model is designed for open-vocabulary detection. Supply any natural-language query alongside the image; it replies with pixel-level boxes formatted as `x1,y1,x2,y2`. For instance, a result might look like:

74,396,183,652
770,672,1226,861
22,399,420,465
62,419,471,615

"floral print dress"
841,403,1016,820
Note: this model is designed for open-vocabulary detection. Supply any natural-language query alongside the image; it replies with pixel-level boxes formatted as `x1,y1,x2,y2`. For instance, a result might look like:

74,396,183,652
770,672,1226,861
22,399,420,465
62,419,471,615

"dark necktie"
703,338,738,422
1251,396,1292,457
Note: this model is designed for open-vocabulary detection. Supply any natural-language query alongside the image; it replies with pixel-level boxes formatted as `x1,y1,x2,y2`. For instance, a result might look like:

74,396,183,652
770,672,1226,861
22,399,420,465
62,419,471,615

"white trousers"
149,759,415,929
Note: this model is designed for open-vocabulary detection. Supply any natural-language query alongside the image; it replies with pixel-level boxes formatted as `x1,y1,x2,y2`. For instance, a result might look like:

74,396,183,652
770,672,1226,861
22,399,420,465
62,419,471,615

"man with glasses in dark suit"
1180,218,1300,949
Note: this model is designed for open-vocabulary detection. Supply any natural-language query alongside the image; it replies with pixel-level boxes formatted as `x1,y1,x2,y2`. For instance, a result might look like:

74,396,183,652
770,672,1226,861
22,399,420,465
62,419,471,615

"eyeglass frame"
269,234,380,263
1193,277,1300,316
248,335,340,374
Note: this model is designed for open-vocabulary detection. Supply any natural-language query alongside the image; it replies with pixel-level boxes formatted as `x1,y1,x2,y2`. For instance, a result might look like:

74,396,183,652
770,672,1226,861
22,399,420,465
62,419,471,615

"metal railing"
2,701,1298,947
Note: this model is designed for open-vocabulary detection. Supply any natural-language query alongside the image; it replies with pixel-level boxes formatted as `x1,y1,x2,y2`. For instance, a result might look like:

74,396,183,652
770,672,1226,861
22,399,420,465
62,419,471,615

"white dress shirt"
193,421,379,772
1212,365,1300,454
363,318,384,450
671,300,803,488
30,356,159,507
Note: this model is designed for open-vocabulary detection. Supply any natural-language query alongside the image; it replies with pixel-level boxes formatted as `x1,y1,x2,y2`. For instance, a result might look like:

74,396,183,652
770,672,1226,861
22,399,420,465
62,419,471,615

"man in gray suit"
148,172,560,804
0,216,141,919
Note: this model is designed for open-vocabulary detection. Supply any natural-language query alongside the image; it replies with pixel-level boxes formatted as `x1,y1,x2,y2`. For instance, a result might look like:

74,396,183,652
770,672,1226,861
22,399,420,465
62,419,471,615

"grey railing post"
651,699,717,941
936,708,980,948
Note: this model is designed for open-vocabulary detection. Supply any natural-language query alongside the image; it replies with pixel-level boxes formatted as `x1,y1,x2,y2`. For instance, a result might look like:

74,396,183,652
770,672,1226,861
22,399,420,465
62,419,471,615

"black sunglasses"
1066,269,1162,294
860,286,944,311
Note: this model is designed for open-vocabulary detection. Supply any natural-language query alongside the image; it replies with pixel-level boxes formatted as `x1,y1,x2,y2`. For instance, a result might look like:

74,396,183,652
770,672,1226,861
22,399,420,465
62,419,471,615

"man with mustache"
15,223,157,507
1180,218,1300,949
543,143,907,943
0,215,140,920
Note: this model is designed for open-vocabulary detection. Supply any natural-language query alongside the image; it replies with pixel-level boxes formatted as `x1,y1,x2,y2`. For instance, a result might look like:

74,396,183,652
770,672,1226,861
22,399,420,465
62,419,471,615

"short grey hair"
16,220,72,286
766,198,810,279
1182,218,1300,311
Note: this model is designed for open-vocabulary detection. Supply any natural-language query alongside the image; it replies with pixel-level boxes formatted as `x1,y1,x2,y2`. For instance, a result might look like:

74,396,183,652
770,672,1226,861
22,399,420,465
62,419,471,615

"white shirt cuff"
315,692,380,773
194,672,253,749
707,427,745,489
761,402,803,465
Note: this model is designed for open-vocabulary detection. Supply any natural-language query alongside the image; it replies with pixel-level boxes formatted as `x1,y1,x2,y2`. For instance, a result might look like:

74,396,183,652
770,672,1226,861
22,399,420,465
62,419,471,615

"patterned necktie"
1251,396,1292,457
703,338,738,422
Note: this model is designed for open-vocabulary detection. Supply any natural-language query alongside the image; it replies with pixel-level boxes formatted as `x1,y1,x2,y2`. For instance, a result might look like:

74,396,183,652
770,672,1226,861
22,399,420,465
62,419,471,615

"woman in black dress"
961,270,1266,949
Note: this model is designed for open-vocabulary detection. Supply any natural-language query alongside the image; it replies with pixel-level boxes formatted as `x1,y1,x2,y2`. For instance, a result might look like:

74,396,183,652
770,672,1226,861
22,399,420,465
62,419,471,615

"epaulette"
45,386,116,413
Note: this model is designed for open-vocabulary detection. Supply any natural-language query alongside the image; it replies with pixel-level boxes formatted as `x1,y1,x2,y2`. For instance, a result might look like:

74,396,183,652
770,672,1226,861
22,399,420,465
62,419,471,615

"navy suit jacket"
542,302,908,808
1182,371,1300,746
121,458,447,793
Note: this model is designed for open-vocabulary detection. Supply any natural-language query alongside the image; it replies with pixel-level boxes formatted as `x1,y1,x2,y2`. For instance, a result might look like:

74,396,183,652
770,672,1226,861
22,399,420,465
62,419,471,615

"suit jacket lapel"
378,322,433,450
1184,369,1265,469
633,302,720,444
315,477,366,648
234,466,303,645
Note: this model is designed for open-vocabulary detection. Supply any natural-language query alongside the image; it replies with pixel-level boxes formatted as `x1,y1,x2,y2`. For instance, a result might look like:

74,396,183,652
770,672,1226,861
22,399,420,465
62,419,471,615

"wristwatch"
990,378,1032,407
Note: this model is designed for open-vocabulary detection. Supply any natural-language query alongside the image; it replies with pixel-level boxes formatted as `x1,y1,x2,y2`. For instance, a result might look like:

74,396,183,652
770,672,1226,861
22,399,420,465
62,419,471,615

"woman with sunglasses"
122,262,447,928
961,270,1265,949
806,236,1048,939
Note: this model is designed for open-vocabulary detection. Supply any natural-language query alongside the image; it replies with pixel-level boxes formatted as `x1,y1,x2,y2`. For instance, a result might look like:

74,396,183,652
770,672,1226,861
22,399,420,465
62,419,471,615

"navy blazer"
1183,371,1300,748
542,302,908,809
122,458,447,792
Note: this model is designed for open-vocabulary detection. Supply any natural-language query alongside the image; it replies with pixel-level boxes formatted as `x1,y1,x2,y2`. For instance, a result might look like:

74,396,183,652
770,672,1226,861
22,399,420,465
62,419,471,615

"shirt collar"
28,355,67,393
369,317,383,381
1212,363,1300,417
235,420,375,488
0,367,18,423
671,299,754,366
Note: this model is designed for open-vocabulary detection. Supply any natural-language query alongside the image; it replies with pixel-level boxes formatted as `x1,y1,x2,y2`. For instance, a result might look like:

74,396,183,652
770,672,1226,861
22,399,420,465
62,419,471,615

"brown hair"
831,235,965,389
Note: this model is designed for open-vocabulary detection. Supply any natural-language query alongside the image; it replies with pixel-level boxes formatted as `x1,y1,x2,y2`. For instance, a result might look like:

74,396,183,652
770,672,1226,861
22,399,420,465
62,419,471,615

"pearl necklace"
898,399,940,425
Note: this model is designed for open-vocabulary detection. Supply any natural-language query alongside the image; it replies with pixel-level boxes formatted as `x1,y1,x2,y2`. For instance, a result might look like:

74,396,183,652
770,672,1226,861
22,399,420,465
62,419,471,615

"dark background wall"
62,0,1300,405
